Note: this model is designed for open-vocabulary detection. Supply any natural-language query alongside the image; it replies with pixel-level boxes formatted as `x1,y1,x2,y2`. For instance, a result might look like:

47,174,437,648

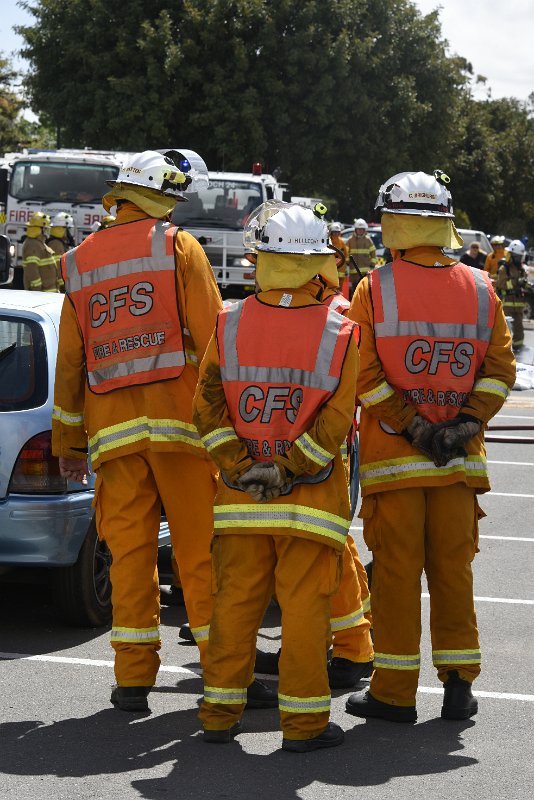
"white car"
0,290,171,626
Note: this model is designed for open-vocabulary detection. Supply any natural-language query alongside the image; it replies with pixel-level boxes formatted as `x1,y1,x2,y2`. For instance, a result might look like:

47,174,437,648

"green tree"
0,52,28,151
18,0,532,234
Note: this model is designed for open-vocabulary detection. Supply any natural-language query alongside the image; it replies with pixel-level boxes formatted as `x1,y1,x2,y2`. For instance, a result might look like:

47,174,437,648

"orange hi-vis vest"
62,219,185,394
369,260,496,423
324,292,351,316
217,295,356,479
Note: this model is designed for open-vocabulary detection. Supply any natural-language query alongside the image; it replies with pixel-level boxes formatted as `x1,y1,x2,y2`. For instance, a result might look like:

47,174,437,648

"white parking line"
421,593,534,605
488,460,534,466
479,535,534,542
495,414,534,419
486,492,534,498
350,527,533,543
0,652,532,703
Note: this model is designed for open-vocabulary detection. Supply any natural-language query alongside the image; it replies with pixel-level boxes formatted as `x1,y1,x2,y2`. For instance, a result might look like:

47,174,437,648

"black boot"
254,648,280,675
346,689,416,723
282,722,344,753
203,720,242,744
328,657,373,689
110,686,151,712
441,670,478,720
160,585,185,606
246,679,278,709
178,622,195,643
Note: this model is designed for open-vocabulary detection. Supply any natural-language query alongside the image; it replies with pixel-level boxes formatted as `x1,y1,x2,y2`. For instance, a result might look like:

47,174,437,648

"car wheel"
53,517,112,627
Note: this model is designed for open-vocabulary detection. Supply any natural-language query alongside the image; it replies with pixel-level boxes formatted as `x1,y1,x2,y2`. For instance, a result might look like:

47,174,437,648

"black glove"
403,415,436,460
431,416,481,467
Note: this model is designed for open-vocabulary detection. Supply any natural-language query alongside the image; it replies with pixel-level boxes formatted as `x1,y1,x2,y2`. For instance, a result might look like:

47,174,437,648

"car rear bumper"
0,492,94,566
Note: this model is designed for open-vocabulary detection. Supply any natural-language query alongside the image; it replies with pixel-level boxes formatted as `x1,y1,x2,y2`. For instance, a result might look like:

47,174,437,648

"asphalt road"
1,334,533,800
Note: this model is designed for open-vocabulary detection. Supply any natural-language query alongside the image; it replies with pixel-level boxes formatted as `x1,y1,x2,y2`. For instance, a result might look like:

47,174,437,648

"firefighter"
47,212,75,292
193,201,360,751
22,212,58,291
345,170,515,723
328,222,349,283
346,218,377,297
52,149,269,713
484,235,506,280
496,239,528,351
91,214,116,232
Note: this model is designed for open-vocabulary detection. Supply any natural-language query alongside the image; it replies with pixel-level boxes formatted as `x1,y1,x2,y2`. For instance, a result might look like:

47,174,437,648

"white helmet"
490,234,505,245
50,212,74,231
354,218,368,230
244,200,332,255
506,239,526,257
329,222,342,233
375,170,454,217
108,149,208,199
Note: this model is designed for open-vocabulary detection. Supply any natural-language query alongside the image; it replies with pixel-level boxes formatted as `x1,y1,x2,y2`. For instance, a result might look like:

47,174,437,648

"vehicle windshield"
0,316,47,412
10,161,119,204
172,180,263,230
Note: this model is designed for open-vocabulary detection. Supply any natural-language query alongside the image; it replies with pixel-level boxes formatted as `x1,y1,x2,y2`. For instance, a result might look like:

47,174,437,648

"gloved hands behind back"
430,418,481,467
237,461,290,503
404,414,480,467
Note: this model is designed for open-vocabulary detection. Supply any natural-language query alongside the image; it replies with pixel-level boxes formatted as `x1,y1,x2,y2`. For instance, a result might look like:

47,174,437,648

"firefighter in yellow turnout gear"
22,212,59,291
346,171,515,723
52,150,224,711
194,201,360,752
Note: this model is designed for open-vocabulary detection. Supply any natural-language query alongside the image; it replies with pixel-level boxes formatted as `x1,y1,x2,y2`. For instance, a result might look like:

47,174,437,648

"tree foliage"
16,0,534,236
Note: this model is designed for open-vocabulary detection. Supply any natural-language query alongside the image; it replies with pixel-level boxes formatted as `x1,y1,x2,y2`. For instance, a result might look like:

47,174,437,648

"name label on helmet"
238,386,303,424
404,340,474,377
288,237,322,245
89,281,154,328
408,192,437,200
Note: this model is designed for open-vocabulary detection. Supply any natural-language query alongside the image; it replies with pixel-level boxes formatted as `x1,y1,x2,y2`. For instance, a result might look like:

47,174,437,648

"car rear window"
0,316,48,411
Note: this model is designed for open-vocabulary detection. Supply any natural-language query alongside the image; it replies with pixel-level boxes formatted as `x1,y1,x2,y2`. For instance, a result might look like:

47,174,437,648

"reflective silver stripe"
374,652,420,670
220,364,339,392
204,686,247,704
432,650,481,664
359,381,395,407
191,624,210,642
360,455,488,485
278,693,331,712
222,299,244,370
89,418,201,460
87,350,185,386
315,308,343,375
374,262,492,341
52,404,84,425
294,432,333,466
473,378,509,398
201,427,239,450
362,595,371,613
220,299,342,392
110,627,160,642
330,606,365,631
65,221,176,292
213,506,349,543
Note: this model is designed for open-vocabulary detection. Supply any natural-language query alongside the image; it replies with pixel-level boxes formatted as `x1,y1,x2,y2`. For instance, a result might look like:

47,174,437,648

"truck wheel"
53,517,112,627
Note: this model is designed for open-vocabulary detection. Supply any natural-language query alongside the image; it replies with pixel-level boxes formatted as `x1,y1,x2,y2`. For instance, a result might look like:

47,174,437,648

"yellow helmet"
28,211,51,229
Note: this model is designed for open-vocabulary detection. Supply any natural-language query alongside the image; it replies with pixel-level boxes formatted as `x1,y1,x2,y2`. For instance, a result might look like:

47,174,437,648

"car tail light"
9,431,68,494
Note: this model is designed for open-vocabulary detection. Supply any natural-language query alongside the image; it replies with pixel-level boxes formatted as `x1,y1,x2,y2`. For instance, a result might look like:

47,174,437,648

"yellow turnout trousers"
95,450,217,686
330,536,374,663
360,483,482,706
199,534,341,740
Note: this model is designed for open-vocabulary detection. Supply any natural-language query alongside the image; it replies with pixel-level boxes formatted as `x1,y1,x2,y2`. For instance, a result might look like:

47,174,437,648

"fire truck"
172,163,290,296
0,149,126,288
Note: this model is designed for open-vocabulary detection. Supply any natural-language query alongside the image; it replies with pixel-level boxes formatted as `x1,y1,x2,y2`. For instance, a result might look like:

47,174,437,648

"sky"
1,0,533,106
